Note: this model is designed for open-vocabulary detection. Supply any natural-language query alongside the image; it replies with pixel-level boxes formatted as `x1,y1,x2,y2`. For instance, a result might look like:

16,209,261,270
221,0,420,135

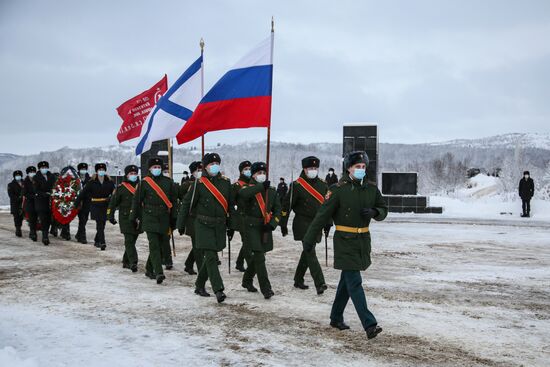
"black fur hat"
238,160,252,172
302,156,320,168
163,163,170,171
202,153,221,166
37,161,49,169
77,163,88,171
189,161,202,173
26,166,37,174
344,151,369,169
147,157,163,168
13,170,23,178
251,162,267,175
523,171,530,175
124,165,139,175
95,163,107,172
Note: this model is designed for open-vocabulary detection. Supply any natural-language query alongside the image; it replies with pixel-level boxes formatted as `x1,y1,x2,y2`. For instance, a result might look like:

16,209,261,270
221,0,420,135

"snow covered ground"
0,212,549,366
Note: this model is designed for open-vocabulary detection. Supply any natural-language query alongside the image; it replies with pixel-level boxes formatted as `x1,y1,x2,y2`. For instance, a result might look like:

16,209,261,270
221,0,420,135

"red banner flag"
116,75,168,143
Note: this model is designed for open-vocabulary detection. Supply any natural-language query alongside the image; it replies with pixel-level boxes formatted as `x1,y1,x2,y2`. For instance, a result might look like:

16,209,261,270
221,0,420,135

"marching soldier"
34,161,56,245
231,160,252,272
239,162,281,299
178,161,203,275
7,170,24,237
303,151,387,339
161,162,175,270
177,153,234,303
75,163,115,250
280,156,329,295
108,165,142,272
130,158,178,285
22,166,38,241
75,162,91,243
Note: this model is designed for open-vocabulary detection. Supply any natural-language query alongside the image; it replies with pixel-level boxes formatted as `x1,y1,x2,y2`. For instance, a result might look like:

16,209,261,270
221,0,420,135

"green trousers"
294,248,326,287
243,250,272,294
195,250,224,292
145,232,167,276
161,233,173,266
235,231,248,268
122,233,139,266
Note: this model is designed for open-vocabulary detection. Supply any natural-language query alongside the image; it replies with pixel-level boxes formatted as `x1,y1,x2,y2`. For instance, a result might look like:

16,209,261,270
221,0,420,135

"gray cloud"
1,0,549,154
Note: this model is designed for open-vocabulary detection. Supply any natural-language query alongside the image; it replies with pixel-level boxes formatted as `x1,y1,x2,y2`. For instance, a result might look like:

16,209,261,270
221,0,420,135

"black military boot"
194,287,210,297
165,264,173,270
263,289,275,299
294,282,309,290
15,227,22,237
366,325,383,340
242,283,258,293
156,274,166,284
235,264,246,272
29,231,37,242
131,264,138,273
100,244,106,251
184,266,197,275
42,237,50,246
79,236,88,244
330,320,350,330
215,291,227,303
145,272,156,280
50,226,58,237
316,284,328,295
122,263,130,269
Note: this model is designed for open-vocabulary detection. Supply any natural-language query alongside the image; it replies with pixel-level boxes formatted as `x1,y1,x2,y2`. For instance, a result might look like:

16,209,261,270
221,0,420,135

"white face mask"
163,171,170,177
193,171,202,179
28,172,36,178
524,175,529,179
306,169,318,179
255,174,267,183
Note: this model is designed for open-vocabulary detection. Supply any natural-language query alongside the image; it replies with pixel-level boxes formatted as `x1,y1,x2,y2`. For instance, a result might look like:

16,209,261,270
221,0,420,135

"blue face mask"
208,164,220,175
40,168,49,175
128,174,138,182
97,170,106,177
243,169,251,178
352,168,366,180
80,169,88,175
28,172,36,178
15,175,22,181
151,168,162,177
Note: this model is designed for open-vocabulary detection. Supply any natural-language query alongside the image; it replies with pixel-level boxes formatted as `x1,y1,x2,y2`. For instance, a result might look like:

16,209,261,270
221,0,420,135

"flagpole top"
200,38,205,51
271,17,274,33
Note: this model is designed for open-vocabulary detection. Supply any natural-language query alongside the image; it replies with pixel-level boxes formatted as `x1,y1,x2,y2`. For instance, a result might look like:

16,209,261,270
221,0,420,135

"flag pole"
200,38,206,159
266,17,274,179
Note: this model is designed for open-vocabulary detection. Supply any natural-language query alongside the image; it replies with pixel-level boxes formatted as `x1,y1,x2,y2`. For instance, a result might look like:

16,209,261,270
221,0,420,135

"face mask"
329,171,334,176
40,168,49,175
80,169,87,175
524,175,529,179
352,168,366,180
128,174,138,182
208,164,220,175
183,175,188,179
163,172,170,177
97,170,106,177
28,172,36,178
255,174,267,183
15,175,22,181
243,169,251,178
306,169,318,179
193,171,202,179
151,168,162,177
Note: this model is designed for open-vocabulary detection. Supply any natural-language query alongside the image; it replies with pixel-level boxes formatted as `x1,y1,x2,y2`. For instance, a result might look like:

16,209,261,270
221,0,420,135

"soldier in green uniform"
108,165,141,272
130,158,178,285
303,151,387,339
161,163,175,270
178,161,203,275
177,153,234,303
231,160,252,272
280,156,330,295
239,162,281,299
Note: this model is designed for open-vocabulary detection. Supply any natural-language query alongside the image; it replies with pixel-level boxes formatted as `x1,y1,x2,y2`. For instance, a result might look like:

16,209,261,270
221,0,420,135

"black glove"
281,226,288,237
302,241,315,252
178,227,185,236
323,223,332,236
360,208,379,219
227,229,235,241
132,219,140,230
170,218,177,231
262,180,271,190
263,223,274,232
109,217,117,225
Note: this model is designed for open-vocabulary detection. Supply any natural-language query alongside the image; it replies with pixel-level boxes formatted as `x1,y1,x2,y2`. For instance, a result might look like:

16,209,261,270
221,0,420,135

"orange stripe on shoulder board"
296,177,324,204
143,177,172,209
200,177,228,214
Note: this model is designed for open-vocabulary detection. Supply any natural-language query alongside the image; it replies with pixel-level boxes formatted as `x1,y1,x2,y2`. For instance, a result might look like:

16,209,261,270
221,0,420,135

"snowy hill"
428,133,550,150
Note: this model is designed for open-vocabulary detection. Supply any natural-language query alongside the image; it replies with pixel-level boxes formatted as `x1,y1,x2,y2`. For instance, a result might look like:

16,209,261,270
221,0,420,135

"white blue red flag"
176,35,273,144
136,56,203,155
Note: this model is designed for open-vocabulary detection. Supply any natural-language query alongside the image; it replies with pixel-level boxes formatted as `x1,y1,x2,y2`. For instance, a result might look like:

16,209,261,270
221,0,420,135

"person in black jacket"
22,166,38,241
7,170,24,237
325,168,338,187
276,178,288,202
75,162,91,243
75,163,115,250
519,171,535,217
33,161,56,245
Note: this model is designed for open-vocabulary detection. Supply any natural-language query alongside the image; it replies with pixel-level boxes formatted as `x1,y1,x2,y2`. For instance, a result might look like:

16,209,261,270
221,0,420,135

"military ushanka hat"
251,162,267,175
77,163,88,170
37,161,49,169
26,166,37,174
189,161,203,173
124,165,139,175
13,170,23,178
95,163,107,172
147,157,163,168
238,160,252,172
202,153,221,166
302,156,320,168
344,151,369,169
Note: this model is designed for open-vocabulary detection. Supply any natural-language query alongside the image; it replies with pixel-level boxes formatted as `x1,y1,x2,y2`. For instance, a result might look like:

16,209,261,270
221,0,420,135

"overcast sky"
1,0,549,155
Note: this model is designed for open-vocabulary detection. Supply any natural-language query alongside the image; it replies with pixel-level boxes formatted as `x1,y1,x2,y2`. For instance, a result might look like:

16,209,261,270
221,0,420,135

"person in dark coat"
276,178,288,202
75,163,115,250
325,168,338,187
7,170,24,237
33,161,56,245
231,160,252,272
75,162,91,243
518,171,535,217
22,166,38,241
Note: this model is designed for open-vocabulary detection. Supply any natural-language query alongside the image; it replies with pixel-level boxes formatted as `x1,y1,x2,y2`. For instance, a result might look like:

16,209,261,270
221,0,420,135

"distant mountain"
1,133,549,204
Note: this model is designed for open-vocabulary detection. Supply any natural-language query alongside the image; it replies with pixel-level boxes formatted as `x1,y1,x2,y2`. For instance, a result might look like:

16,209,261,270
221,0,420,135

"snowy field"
0,212,549,366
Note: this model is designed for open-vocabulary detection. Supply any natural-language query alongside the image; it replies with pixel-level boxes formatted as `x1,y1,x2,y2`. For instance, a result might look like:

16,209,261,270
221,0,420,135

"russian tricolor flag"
176,35,273,144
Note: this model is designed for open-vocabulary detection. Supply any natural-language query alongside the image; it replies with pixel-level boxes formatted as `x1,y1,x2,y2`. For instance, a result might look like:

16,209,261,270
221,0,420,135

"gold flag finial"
200,38,205,51
271,16,274,33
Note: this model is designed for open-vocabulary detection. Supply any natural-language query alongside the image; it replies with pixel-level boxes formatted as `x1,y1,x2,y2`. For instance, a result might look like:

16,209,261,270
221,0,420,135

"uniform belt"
91,198,109,202
335,225,369,234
